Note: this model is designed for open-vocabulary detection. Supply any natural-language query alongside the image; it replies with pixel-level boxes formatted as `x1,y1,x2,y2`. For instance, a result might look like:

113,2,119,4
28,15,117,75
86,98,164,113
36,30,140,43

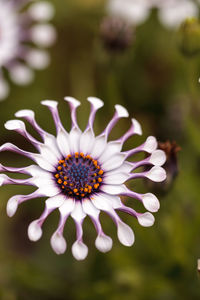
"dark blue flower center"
54,152,104,200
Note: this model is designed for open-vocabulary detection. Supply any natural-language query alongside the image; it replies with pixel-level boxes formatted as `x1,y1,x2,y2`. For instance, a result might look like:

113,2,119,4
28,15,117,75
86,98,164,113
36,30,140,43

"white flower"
107,0,198,28
0,97,166,260
0,0,56,100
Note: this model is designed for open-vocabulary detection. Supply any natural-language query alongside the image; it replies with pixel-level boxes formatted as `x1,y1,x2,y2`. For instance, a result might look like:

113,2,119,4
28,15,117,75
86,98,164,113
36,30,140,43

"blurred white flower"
0,0,56,100
107,0,198,28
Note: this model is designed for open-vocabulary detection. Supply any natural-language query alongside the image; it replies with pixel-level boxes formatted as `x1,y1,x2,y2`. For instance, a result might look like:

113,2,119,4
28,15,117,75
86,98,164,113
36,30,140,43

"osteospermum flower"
0,0,56,100
107,0,198,29
0,97,166,260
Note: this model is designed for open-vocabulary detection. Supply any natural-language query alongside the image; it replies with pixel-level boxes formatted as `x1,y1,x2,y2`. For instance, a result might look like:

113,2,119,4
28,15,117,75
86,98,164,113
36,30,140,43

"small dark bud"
100,16,134,53
179,18,200,57
158,141,181,191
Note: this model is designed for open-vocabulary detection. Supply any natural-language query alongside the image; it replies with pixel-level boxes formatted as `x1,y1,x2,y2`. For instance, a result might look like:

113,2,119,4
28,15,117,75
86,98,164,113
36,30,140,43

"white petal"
115,104,129,118
91,193,111,211
143,136,157,153
95,235,113,253
117,221,135,246
38,184,60,197
101,153,125,171
50,232,67,254
26,49,50,70
28,220,42,241
31,24,56,47
29,1,55,21
5,119,25,131
39,144,59,166
33,155,55,172
30,172,54,187
79,128,95,154
100,193,122,209
56,128,70,157
26,165,50,177
146,166,166,182
98,141,122,164
106,161,133,175
59,198,75,215
41,99,58,108
45,194,65,209
0,79,9,100
10,65,34,85
131,118,142,135
69,127,81,153
71,202,86,221
104,172,129,185
137,212,155,227
100,184,127,195
64,96,81,108
87,97,104,109
7,196,18,217
159,1,198,28
43,134,61,158
149,150,166,166
72,241,88,260
15,109,35,119
82,199,99,219
141,193,160,212
90,135,107,158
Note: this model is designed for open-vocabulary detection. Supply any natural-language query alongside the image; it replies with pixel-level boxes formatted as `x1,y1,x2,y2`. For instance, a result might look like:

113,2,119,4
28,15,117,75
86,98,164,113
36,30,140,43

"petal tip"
115,104,129,118
50,232,67,255
15,109,35,118
64,97,80,108
131,118,142,135
141,193,160,213
95,234,113,253
72,241,88,260
150,150,166,166
28,220,43,241
87,97,104,109
41,100,58,108
6,196,19,217
4,120,24,131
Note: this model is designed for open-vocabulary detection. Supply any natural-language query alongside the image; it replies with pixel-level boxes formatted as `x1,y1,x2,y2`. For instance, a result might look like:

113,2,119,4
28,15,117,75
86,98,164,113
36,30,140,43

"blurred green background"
1,0,200,299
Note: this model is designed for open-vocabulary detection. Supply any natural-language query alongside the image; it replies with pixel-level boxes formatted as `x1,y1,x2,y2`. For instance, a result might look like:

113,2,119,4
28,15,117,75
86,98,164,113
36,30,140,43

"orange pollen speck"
98,170,103,175
98,178,102,183
58,179,62,184
63,181,67,185
94,183,99,189
84,188,88,192
73,188,78,193
55,174,59,178
57,166,62,171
